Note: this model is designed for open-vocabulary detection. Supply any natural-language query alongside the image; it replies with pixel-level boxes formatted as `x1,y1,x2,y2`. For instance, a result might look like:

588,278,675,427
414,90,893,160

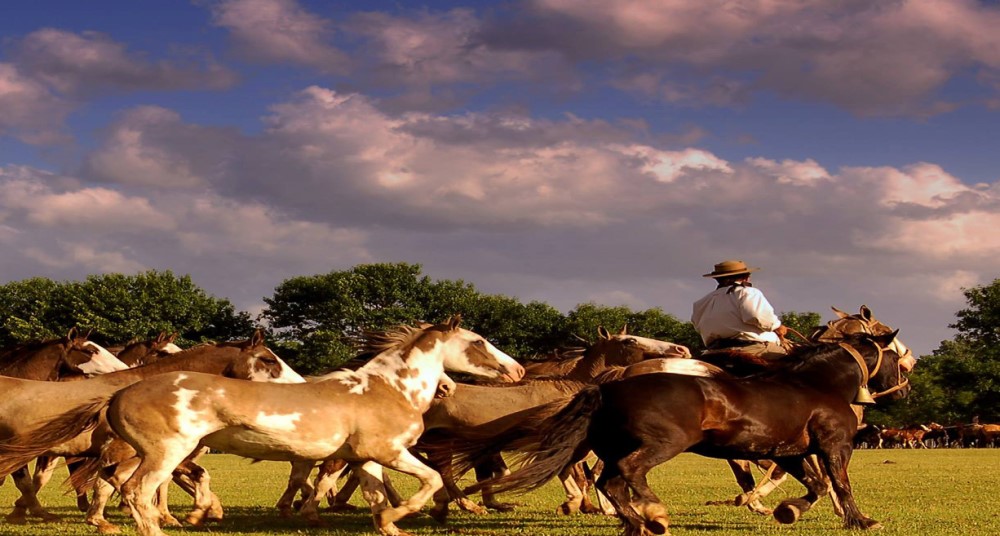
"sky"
2,0,1000,357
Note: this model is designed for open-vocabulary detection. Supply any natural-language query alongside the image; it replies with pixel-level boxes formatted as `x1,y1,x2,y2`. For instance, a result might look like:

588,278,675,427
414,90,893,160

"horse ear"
156,331,167,343
873,329,898,347
250,328,265,347
831,306,849,319
860,305,873,321
167,332,179,343
597,326,611,340
447,314,462,331
66,327,78,341
618,324,628,336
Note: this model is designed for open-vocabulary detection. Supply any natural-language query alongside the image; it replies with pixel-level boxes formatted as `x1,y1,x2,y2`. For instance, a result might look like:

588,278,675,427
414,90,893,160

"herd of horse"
0,306,916,536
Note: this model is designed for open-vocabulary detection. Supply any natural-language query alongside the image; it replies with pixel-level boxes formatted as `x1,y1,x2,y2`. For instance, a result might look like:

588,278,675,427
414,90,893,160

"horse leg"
178,459,216,526
277,461,314,517
86,476,123,535
329,466,361,510
769,456,830,525
121,443,199,536
66,457,94,511
154,480,183,527
374,450,446,533
7,464,60,523
575,459,607,514
615,444,682,536
426,449,486,523
594,463,648,536
300,459,347,525
731,460,788,515
479,454,517,511
354,461,409,536
818,445,881,529
556,462,586,515
587,459,616,516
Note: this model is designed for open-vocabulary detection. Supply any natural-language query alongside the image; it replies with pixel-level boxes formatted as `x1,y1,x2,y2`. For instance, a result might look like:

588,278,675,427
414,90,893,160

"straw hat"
702,260,759,279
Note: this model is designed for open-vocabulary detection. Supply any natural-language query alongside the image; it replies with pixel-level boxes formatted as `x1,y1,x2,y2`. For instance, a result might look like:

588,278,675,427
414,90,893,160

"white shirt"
691,285,782,345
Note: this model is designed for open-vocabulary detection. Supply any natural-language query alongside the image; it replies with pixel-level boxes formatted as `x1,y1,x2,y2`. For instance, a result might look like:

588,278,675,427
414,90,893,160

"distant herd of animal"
0,306,950,536
854,422,1000,449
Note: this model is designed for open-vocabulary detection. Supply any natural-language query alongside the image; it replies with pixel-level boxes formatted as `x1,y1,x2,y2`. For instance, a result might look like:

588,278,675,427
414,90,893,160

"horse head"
61,329,130,376
591,325,691,368
425,315,525,382
221,329,305,384
817,305,915,372
839,331,912,405
116,331,183,367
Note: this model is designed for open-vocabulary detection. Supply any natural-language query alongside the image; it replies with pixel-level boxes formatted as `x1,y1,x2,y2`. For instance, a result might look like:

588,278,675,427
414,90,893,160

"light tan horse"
61,316,523,536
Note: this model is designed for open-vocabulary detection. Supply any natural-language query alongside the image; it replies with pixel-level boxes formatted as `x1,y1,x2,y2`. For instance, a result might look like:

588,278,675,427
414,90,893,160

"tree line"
1,262,996,425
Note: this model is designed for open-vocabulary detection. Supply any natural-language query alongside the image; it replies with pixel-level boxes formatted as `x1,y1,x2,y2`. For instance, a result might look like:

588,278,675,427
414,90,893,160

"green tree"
779,311,823,343
0,271,252,348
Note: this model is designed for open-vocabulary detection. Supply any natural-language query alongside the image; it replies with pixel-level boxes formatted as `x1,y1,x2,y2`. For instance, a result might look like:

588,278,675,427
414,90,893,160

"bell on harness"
853,386,876,405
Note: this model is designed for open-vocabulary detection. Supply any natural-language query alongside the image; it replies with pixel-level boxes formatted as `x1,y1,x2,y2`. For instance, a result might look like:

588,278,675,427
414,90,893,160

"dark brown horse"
703,305,915,514
0,330,302,525
459,332,910,535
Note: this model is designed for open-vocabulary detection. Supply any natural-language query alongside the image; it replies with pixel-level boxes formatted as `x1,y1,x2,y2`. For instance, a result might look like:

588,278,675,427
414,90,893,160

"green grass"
2,450,998,535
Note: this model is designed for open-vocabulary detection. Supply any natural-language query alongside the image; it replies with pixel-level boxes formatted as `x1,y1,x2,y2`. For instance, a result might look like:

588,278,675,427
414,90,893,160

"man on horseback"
691,260,789,359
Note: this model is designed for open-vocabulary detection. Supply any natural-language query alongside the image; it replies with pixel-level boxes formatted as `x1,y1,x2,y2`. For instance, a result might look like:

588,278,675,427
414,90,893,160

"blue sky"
3,0,1000,356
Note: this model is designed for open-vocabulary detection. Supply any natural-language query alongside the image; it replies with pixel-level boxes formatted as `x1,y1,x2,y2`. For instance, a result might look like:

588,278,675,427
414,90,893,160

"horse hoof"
326,503,358,512
5,514,27,525
644,516,670,535
733,494,749,507
485,501,518,512
773,503,801,525
97,522,122,535
77,497,91,512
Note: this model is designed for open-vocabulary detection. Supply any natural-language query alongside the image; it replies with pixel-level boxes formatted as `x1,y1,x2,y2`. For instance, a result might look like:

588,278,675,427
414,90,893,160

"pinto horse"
459,332,910,535
114,332,183,367
56,316,523,536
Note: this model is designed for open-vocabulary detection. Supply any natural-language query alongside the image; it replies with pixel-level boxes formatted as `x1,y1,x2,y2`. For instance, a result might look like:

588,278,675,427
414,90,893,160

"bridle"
837,338,909,401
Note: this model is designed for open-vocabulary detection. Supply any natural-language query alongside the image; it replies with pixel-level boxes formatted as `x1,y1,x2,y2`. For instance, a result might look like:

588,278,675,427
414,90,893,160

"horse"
0,328,128,380
114,332,183,367
701,304,915,514
522,326,691,380
456,331,911,535
0,329,302,525
47,316,523,536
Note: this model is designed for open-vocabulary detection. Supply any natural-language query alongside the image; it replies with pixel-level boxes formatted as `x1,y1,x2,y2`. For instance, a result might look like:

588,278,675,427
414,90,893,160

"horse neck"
566,348,611,381
0,344,66,380
97,345,239,386
360,345,445,411
781,346,866,403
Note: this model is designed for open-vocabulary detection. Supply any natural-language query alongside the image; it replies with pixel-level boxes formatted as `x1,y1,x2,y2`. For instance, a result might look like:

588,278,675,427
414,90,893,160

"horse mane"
358,324,426,355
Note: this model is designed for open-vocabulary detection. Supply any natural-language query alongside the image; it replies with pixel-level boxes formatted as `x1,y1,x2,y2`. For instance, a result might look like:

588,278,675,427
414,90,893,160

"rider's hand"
775,325,789,339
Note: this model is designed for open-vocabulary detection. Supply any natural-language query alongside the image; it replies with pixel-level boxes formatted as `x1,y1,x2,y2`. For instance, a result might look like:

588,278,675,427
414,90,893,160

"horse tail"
462,384,603,496
65,455,104,493
0,396,111,478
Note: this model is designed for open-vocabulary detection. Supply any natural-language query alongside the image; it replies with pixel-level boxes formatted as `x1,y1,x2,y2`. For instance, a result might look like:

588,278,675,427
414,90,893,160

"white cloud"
210,0,348,72
0,63,72,144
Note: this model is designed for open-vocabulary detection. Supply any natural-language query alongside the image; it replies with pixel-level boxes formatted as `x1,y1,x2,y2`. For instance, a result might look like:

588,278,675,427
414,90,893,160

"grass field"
1,449,998,535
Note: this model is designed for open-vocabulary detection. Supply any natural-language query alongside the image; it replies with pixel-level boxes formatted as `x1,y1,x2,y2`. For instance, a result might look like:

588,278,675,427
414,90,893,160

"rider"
691,260,789,359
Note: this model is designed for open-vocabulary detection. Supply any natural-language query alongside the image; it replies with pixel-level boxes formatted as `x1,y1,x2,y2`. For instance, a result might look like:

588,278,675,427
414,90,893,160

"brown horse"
709,305,915,514
459,332,911,535
53,316,523,536
0,328,128,380
114,332,183,367
0,330,302,524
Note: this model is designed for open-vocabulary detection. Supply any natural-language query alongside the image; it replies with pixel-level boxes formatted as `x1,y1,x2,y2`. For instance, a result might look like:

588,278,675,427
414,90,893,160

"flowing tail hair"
0,396,112,478
455,384,604,497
